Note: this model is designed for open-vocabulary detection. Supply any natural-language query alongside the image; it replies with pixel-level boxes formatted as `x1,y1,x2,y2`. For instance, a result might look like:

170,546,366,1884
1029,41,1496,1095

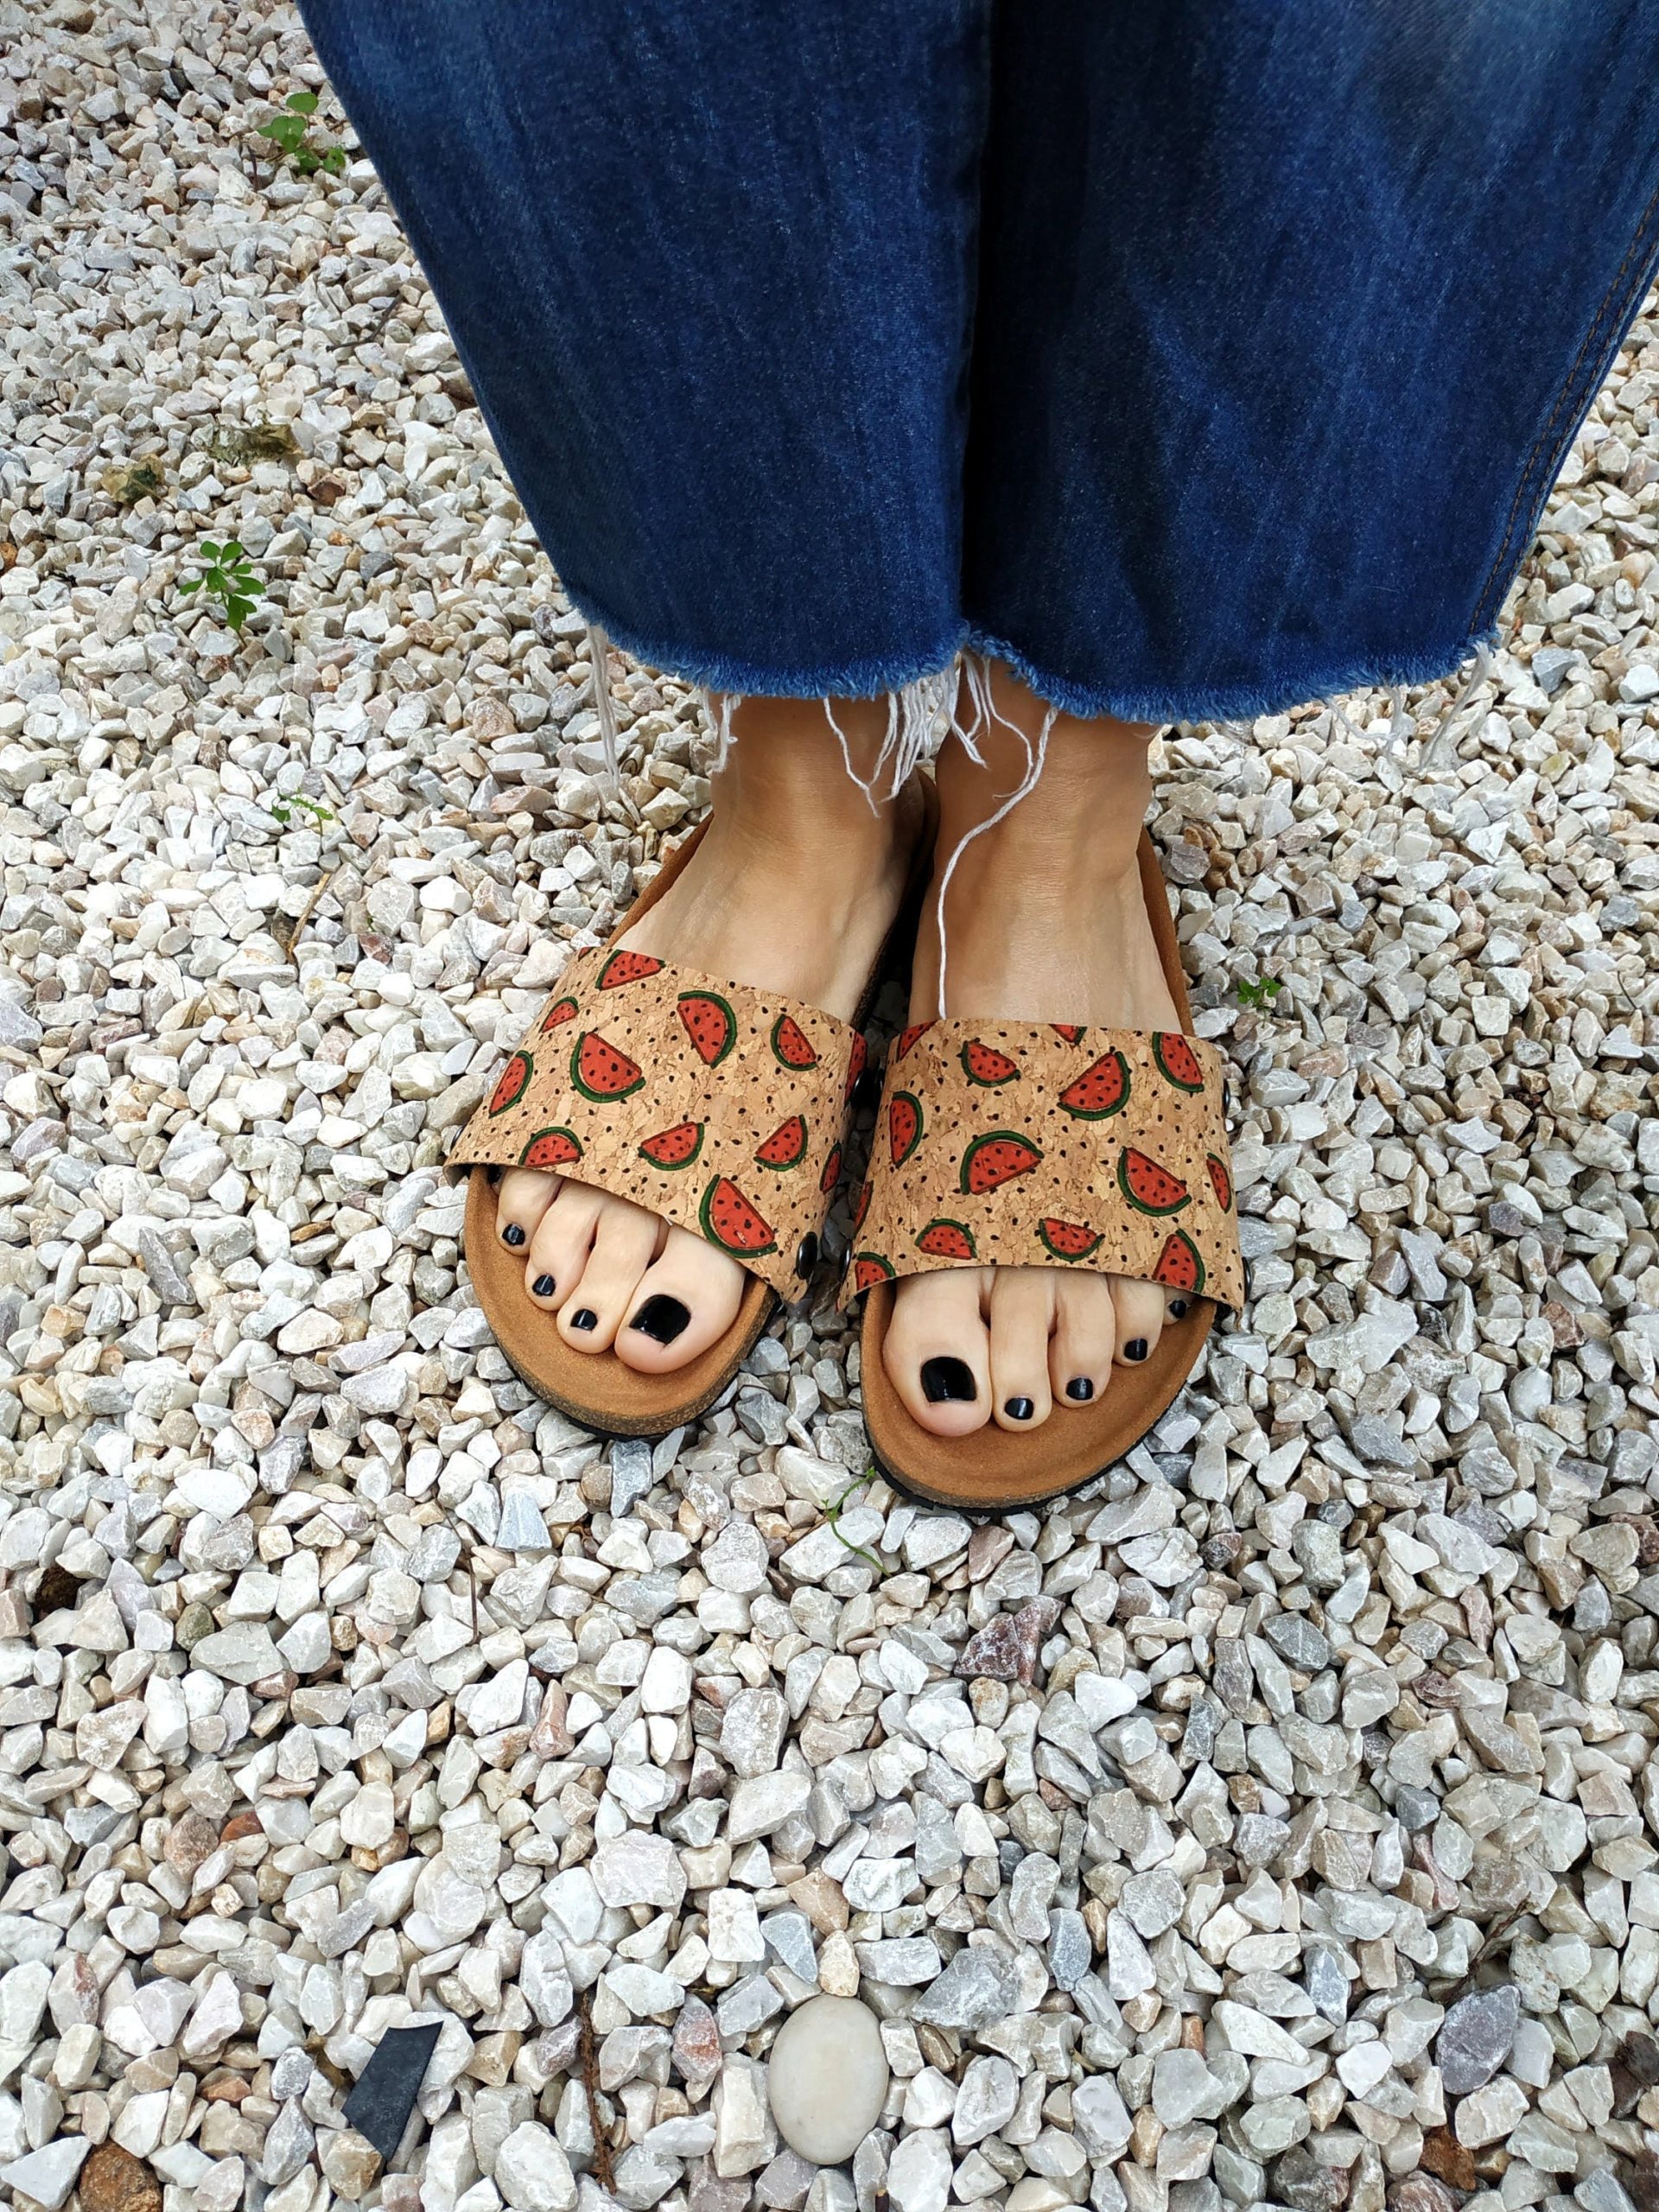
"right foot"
493,697,924,1376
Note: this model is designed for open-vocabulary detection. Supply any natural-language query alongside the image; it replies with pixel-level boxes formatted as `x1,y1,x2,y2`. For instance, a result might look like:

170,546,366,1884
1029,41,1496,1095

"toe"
496,1166,561,1254
988,1268,1056,1431
556,1196,662,1352
884,1271,993,1437
1110,1277,1166,1369
524,1180,605,1312
615,1226,747,1374
1048,1273,1119,1410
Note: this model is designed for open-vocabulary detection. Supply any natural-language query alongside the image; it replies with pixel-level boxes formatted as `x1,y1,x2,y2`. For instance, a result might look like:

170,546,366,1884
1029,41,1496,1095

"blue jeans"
300,1,1659,722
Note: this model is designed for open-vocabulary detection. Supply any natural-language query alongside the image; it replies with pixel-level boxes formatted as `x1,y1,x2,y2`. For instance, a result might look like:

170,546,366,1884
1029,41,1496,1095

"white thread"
934,658,1058,1020
823,696,881,814
1423,638,1494,768
587,621,621,784
699,689,741,774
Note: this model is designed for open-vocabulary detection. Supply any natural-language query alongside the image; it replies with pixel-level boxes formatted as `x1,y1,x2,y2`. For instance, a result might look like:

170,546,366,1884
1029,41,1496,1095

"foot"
494,696,922,1376
883,664,1190,1438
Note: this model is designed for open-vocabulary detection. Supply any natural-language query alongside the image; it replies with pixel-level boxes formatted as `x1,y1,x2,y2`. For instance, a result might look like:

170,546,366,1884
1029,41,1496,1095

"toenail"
532,1274,556,1299
1168,1298,1190,1319
921,1357,976,1404
501,1223,525,1248
1124,1338,1148,1362
1004,1396,1034,1422
1065,1376,1094,1402
570,1307,598,1332
795,1233,819,1279
631,1294,690,1344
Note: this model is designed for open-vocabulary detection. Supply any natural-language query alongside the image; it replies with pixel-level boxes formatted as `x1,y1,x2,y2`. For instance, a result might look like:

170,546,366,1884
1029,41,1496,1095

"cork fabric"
448,944,863,1300
843,1020,1243,1311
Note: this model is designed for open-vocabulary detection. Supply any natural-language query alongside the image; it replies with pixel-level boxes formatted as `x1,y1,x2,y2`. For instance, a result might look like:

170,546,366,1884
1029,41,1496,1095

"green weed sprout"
179,541,265,634
255,91,347,178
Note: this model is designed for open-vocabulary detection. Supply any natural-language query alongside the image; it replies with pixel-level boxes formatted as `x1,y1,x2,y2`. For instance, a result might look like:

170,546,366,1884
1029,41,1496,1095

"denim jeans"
300,1,1659,723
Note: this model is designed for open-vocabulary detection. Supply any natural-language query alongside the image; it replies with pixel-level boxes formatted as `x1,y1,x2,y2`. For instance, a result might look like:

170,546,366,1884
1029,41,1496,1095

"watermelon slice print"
1153,1032,1205,1094
771,1013,819,1070
1059,1049,1131,1121
960,1129,1043,1195
596,948,664,990
1117,1146,1191,1216
894,1021,935,1060
1207,1153,1233,1211
698,1176,777,1257
853,1178,872,1230
488,1052,533,1116
962,1039,1020,1089
1051,1024,1085,1044
1154,1229,1205,1294
1039,1218,1103,1262
755,1114,809,1171
852,1252,896,1293
820,1142,843,1196
570,1032,645,1102
890,1090,923,1166
843,1030,868,1103
540,995,579,1033
519,1126,582,1171
916,1217,976,1262
639,1120,703,1170
678,990,735,1066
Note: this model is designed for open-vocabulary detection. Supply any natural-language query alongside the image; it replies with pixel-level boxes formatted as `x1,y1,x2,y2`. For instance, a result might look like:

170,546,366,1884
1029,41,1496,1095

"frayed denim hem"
963,626,1504,729
562,583,969,704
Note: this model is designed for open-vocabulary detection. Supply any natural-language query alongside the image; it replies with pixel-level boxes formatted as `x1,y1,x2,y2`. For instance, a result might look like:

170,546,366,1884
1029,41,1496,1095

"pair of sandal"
452,781,1242,1510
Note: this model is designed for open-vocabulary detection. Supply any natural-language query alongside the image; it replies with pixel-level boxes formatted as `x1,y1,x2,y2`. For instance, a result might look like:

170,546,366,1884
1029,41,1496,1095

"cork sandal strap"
451,940,863,1301
856,831,1238,1510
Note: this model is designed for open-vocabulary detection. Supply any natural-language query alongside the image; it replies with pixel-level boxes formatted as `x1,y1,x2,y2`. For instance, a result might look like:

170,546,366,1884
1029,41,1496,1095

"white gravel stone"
767,1996,890,2164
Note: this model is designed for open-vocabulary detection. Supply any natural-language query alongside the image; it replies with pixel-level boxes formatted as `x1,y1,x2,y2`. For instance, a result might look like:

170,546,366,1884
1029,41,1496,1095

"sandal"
848,830,1243,1509
449,784,936,1438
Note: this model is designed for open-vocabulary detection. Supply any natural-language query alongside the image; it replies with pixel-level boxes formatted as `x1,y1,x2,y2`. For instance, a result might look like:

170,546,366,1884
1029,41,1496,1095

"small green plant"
270,793,334,830
826,1469,886,1575
1236,974,1283,1011
253,90,346,179
179,540,265,633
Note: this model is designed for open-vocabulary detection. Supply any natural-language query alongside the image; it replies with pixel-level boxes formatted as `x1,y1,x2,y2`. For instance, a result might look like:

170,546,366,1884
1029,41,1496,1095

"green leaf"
285,91,319,113
226,599,253,630
221,541,244,558
322,147,346,174
178,576,200,594
200,541,220,558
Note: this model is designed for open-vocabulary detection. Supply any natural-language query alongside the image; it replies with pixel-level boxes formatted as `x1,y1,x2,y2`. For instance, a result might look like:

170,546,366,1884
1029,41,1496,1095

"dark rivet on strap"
853,1071,880,1111
795,1233,819,1279
1223,1079,1235,1116
1168,1297,1190,1320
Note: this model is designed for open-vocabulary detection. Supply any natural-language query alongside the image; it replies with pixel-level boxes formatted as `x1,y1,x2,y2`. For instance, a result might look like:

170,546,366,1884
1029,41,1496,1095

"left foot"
882,665,1189,1438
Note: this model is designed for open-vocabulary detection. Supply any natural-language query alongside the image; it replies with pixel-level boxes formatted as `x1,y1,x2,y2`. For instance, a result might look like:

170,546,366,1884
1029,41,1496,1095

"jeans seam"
1471,174,1659,635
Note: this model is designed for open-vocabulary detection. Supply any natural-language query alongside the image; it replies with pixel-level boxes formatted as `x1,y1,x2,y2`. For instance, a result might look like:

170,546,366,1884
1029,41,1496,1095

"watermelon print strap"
448,944,863,1300
843,1020,1243,1312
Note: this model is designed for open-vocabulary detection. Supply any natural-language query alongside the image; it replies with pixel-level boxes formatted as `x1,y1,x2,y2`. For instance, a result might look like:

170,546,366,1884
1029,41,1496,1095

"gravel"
4,5,1659,2211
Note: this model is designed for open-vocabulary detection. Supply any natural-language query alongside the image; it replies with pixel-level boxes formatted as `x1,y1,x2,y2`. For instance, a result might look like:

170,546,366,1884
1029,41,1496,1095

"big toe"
613,1227,747,1374
884,1270,992,1437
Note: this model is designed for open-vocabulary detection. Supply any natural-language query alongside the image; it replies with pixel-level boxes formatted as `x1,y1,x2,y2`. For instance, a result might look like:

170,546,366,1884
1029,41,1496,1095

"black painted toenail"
1125,1338,1148,1362
1168,1298,1190,1319
501,1223,525,1248
795,1233,819,1279
1004,1397,1034,1422
631,1294,690,1344
533,1274,556,1299
570,1308,598,1332
1066,1376,1094,1402
921,1357,976,1404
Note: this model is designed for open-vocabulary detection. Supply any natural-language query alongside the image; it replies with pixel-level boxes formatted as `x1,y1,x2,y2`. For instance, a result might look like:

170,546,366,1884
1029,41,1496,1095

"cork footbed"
456,785,936,1439
859,831,1233,1510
